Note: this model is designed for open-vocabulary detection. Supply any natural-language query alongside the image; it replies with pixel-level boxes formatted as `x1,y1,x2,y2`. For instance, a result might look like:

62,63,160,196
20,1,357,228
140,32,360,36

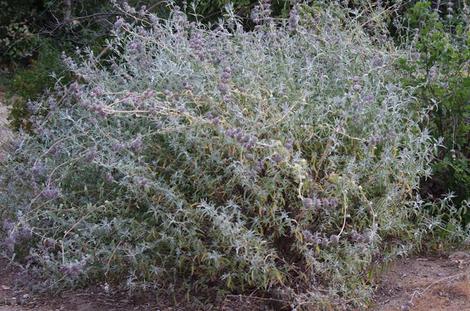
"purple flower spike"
211,117,220,126
288,7,300,32
105,173,114,183
353,84,362,92
329,234,340,245
32,162,46,178
2,219,14,231
272,154,283,163
218,82,229,94
42,186,61,200
130,137,143,153
4,236,16,253
112,143,125,152
85,147,98,162
114,17,125,30
19,227,33,240
285,139,294,151
62,261,85,278
302,198,314,209
302,230,314,242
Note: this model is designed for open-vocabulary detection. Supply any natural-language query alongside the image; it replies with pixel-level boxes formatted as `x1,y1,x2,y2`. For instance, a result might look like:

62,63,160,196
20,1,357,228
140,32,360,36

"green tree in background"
399,1,470,219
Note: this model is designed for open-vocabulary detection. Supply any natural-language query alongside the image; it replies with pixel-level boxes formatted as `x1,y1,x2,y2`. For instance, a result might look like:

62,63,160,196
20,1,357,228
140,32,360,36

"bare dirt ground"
373,253,470,311
1,90,470,310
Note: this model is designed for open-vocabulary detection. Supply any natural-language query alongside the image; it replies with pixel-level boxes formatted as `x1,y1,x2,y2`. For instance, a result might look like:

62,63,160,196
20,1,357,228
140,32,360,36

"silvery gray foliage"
0,2,437,309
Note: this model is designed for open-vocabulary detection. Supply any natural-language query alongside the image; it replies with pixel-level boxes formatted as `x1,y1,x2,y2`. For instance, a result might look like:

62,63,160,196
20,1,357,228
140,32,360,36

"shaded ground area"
0,256,261,311
0,258,161,311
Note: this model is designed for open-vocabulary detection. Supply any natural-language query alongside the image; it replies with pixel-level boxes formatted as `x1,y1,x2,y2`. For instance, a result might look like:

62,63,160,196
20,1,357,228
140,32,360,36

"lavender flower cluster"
225,127,258,150
303,230,341,247
2,219,33,254
218,66,232,95
251,0,272,25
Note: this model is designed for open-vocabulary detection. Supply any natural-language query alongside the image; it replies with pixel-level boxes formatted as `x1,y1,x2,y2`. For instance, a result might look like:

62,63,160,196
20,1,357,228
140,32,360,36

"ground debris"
373,254,470,311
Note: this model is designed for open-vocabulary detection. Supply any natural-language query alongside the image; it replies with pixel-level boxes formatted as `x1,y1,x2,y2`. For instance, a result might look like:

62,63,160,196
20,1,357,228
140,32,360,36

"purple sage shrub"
0,2,445,309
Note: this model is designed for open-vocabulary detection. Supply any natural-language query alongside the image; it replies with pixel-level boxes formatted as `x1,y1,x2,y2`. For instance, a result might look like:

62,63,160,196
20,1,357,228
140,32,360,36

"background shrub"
398,1,470,221
0,0,41,66
6,40,68,130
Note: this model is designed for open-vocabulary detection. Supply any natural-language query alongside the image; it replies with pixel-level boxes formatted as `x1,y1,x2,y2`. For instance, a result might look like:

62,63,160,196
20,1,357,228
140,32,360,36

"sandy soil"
372,253,470,311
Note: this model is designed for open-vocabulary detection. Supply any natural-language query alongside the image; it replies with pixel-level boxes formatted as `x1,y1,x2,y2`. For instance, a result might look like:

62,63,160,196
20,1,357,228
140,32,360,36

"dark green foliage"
7,40,68,130
0,0,41,65
185,0,291,22
398,1,470,215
